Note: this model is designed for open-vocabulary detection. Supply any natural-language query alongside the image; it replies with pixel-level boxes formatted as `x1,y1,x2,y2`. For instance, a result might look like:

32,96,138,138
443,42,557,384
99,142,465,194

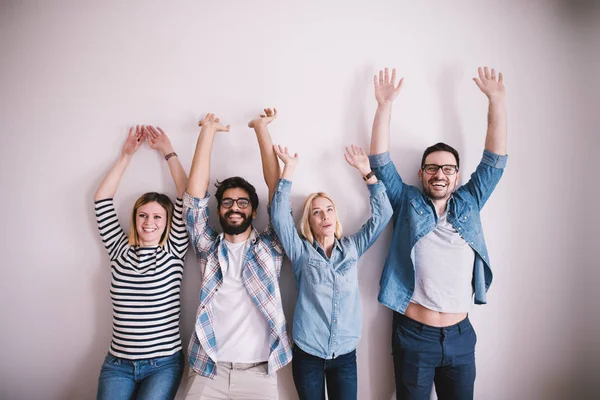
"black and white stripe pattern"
95,197,189,359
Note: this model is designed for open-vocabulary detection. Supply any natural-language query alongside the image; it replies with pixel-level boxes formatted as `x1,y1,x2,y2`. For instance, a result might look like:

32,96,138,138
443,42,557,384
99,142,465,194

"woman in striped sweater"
94,125,189,400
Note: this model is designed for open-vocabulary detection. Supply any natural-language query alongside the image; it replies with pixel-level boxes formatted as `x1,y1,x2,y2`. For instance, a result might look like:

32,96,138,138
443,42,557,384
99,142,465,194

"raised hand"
344,145,371,175
473,66,505,100
122,125,146,156
146,125,174,157
248,108,277,129
273,145,299,168
198,113,230,132
374,67,404,105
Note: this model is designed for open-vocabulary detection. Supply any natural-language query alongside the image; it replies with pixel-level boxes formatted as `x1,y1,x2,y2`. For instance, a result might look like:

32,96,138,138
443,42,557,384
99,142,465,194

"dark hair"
214,177,259,211
129,192,174,246
421,142,460,169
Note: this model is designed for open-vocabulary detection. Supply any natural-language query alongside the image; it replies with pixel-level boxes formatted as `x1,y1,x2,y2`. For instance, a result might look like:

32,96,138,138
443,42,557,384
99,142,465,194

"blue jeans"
392,313,477,400
97,351,184,400
292,344,357,400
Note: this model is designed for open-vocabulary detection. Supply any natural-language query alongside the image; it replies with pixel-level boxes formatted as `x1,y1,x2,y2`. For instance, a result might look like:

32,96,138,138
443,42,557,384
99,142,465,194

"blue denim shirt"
270,178,392,359
369,150,507,314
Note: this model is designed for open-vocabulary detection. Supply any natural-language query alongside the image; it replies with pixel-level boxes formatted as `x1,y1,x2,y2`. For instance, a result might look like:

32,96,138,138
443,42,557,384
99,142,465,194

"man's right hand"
198,113,230,132
374,68,404,105
248,108,277,129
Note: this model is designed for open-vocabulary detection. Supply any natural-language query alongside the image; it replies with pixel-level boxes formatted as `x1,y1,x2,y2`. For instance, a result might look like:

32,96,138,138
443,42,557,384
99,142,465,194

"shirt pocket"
306,257,329,285
336,257,358,284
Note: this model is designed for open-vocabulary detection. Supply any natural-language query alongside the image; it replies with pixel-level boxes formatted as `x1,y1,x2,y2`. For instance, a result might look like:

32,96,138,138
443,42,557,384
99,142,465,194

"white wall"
1,1,597,399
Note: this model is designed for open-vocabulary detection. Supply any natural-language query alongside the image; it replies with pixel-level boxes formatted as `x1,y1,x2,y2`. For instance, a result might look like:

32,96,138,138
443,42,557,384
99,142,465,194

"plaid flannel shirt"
182,191,292,378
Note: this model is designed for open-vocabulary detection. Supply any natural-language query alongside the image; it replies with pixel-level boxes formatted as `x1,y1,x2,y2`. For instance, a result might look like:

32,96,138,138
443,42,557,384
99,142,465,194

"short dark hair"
421,142,460,169
214,177,259,211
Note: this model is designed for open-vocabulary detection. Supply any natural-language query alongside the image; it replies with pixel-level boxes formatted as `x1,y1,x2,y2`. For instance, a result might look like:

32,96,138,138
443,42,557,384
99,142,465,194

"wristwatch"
363,171,375,181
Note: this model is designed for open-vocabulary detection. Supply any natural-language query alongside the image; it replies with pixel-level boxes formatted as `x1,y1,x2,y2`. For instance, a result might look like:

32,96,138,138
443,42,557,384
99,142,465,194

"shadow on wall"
59,175,114,399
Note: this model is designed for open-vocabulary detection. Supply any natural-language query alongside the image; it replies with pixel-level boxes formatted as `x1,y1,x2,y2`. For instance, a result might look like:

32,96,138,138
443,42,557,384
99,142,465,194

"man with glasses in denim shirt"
183,110,292,399
368,67,507,400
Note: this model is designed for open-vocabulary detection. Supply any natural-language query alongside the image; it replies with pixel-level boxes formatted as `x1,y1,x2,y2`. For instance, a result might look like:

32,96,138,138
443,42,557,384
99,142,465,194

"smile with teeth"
142,227,157,233
431,181,447,188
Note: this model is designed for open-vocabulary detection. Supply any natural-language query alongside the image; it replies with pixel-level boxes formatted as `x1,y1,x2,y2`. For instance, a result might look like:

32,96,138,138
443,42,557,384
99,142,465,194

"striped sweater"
95,197,189,360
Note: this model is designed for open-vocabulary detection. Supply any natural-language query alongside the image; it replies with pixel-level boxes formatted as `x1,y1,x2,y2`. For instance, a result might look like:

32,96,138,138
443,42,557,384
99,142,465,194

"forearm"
281,164,296,181
95,154,132,201
484,97,507,155
254,125,280,202
370,102,393,155
167,157,188,198
187,127,216,198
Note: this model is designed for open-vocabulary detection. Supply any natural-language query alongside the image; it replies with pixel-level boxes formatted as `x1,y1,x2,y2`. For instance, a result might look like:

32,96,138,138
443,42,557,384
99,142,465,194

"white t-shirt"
411,212,475,313
212,239,271,363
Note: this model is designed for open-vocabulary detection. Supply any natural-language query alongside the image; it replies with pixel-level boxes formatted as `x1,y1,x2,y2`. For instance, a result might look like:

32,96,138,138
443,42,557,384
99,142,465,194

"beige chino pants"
185,362,278,400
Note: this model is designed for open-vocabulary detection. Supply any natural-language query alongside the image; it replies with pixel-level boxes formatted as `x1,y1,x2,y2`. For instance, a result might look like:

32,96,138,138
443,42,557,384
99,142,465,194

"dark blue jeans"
292,344,357,400
392,313,477,400
96,351,184,400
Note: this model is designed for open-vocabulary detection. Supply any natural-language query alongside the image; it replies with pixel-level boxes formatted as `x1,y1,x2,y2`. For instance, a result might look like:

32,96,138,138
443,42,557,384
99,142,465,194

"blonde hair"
128,192,174,247
298,192,343,243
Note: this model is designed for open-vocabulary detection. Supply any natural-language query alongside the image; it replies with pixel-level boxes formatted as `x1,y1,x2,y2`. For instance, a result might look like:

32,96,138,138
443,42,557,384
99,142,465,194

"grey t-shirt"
411,211,475,313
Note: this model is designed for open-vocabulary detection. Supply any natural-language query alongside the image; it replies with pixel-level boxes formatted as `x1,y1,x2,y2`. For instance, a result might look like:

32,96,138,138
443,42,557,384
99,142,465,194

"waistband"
394,312,472,335
217,361,268,371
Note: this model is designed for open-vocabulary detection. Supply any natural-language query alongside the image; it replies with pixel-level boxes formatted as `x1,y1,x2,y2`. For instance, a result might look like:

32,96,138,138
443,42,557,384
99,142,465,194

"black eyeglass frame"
421,164,459,175
220,197,251,209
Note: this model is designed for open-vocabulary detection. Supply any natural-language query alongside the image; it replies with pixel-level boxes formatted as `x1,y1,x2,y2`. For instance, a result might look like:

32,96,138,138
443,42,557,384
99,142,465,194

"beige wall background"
1,0,597,399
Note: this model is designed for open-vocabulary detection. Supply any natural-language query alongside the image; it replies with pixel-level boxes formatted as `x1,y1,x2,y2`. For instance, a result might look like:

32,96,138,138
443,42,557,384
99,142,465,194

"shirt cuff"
367,180,386,195
276,178,293,193
481,150,508,169
369,152,391,169
183,190,210,209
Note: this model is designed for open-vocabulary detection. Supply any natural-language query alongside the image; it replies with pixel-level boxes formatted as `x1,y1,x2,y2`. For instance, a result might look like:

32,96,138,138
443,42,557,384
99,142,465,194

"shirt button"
458,227,461,230
419,211,423,214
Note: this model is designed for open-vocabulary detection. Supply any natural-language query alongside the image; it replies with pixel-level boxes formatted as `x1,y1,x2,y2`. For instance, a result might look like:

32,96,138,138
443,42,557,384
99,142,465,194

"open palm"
374,68,404,104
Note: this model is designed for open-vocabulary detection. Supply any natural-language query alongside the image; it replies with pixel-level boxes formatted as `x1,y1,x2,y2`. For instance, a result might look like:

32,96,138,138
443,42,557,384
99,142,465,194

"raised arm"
344,144,378,184
273,145,299,181
370,68,404,155
345,145,393,257
248,108,280,204
271,145,304,264
187,113,230,198
146,125,188,198
94,125,145,201
473,66,507,155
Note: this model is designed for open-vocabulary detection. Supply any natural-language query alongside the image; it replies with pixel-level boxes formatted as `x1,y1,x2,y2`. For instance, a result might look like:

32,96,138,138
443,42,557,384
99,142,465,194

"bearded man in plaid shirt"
182,109,291,399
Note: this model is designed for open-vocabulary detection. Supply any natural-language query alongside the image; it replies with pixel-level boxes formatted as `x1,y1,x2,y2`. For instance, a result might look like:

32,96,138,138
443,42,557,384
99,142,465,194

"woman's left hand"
344,145,371,175
146,126,174,157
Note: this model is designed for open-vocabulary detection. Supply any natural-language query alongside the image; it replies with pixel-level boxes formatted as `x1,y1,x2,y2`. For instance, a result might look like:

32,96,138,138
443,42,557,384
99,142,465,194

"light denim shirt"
270,178,392,359
369,150,508,314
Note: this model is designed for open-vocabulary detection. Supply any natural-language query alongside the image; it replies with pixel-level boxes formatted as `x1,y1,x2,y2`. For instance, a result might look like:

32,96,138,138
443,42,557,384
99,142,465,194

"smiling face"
308,196,337,241
418,150,461,201
218,187,256,236
135,201,168,246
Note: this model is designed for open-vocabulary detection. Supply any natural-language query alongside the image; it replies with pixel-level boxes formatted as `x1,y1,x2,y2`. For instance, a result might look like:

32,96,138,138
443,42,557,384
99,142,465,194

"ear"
418,168,423,181
252,210,257,219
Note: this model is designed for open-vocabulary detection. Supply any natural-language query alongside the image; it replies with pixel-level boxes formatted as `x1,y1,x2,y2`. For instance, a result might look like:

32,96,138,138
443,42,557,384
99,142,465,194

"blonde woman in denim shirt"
270,144,393,400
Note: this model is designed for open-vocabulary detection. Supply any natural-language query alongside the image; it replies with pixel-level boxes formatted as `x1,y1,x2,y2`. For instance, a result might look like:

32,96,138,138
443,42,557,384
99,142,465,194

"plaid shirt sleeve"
183,191,218,260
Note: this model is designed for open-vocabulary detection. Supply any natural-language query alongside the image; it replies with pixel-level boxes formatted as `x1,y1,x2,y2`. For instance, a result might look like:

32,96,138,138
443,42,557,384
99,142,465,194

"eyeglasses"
220,197,250,209
421,164,459,175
